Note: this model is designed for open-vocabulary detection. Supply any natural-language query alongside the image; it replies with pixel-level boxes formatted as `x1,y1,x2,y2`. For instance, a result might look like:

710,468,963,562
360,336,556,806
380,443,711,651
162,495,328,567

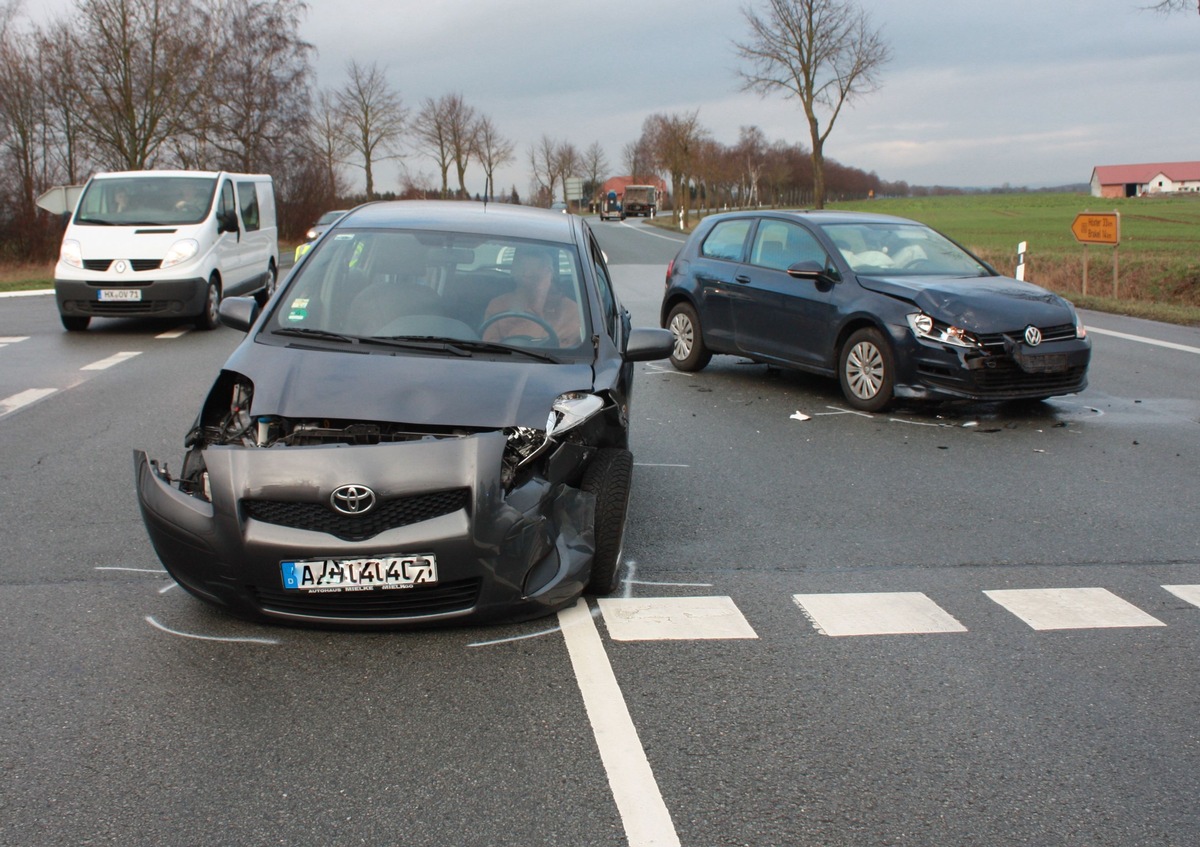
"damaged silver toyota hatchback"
134,201,673,627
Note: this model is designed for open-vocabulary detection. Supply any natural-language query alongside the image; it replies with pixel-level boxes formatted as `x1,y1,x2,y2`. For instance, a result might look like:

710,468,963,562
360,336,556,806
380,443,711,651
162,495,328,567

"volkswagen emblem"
330,484,376,515
1024,325,1043,346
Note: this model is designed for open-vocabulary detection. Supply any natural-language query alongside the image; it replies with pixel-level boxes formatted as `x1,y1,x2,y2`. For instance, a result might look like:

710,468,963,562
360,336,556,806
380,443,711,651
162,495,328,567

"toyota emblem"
330,484,376,515
1024,325,1043,346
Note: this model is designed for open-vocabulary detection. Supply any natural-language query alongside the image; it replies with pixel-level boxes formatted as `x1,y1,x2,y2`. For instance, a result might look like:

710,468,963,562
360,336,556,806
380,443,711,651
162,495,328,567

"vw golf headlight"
907,312,980,348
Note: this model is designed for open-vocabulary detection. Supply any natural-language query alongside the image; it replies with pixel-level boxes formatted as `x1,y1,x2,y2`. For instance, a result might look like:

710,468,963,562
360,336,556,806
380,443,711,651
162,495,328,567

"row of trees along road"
0,0,896,261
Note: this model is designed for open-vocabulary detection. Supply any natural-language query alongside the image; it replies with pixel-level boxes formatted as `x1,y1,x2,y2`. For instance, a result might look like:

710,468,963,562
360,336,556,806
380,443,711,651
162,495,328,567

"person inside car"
482,245,581,346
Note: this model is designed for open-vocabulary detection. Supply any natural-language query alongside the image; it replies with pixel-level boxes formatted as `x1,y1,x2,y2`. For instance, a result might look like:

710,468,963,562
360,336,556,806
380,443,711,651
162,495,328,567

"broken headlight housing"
906,312,980,348
502,392,606,489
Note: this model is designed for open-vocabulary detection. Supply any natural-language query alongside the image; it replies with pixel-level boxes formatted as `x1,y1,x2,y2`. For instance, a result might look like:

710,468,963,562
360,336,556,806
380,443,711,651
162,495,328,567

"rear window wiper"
379,336,561,363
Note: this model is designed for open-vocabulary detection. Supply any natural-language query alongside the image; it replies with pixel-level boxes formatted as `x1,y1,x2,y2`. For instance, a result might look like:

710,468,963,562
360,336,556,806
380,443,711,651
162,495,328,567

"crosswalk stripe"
599,596,757,641
793,591,967,637
0,387,57,417
983,587,1166,630
1163,585,1200,608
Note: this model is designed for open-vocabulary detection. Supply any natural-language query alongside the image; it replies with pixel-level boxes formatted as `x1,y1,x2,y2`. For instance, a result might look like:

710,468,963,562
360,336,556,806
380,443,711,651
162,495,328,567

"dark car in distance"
135,201,674,628
661,210,1091,411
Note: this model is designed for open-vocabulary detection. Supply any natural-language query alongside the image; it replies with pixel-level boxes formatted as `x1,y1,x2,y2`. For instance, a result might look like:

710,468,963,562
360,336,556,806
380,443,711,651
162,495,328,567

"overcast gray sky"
36,0,1200,195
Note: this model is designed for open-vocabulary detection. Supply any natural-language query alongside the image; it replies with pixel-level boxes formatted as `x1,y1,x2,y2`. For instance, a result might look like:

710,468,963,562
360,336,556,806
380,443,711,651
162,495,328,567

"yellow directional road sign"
1071,212,1120,245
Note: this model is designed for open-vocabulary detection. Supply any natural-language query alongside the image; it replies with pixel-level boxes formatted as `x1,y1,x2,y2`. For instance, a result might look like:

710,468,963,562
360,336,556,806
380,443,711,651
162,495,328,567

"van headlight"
162,239,199,268
60,239,82,268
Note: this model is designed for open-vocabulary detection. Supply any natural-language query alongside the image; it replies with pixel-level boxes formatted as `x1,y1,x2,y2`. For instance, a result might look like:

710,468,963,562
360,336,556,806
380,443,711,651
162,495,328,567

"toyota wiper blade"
379,336,560,363
273,327,359,344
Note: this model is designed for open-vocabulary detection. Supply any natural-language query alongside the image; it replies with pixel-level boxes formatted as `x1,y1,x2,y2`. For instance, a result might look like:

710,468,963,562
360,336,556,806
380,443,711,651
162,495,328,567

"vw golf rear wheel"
667,302,711,372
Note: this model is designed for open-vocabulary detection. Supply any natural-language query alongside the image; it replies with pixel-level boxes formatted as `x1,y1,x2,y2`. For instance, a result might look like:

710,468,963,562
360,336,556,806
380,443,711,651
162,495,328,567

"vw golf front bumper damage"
134,432,598,627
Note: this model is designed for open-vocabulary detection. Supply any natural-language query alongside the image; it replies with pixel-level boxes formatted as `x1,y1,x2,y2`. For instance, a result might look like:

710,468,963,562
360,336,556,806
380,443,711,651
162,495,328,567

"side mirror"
625,327,675,362
218,295,259,332
786,260,839,284
218,210,240,234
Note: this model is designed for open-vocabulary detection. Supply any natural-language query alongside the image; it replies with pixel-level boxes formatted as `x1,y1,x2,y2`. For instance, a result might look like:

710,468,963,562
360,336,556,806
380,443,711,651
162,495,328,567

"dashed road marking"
1163,585,1200,608
0,336,29,347
983,587,1167,631
0,387,57,417
794,591,968,637
598,596,758,641
81,351,142,370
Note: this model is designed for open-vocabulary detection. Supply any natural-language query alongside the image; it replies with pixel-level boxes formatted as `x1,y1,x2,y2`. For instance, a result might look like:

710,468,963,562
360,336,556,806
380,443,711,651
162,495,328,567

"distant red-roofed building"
1090,162,1200,198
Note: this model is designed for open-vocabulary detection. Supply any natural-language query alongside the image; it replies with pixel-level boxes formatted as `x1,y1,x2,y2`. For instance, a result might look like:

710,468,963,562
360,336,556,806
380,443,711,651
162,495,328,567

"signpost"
1070,211,1120,297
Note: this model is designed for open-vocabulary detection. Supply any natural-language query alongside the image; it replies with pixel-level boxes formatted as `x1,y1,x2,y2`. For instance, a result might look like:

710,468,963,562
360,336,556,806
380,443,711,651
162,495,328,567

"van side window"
237,181,261,231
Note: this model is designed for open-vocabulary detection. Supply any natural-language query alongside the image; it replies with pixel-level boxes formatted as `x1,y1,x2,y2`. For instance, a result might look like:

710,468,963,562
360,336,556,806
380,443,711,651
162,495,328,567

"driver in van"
482,246,581,346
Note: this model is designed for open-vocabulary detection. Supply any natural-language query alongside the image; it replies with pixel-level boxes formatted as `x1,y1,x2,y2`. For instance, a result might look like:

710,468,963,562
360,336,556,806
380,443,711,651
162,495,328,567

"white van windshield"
74,176,218,226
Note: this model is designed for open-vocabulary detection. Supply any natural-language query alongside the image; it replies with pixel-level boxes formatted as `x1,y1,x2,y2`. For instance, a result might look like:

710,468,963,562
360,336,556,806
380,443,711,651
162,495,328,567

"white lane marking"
1163,585,1200,608
156,327,190,339
1088,326,1200,355
618,220,687,243
794,592,968,637
145,616,280,645
558,598,681,847
634,463,691,468
96,567,166,574
984,587,1166,630
0,336,29,346
81,351,141,370
0,289,52,298
599,596,758,641
627,580,714,588
0,387,57,416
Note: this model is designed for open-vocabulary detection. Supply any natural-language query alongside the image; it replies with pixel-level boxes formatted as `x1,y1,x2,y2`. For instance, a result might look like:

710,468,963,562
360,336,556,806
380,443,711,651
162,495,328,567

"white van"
53,170,279,331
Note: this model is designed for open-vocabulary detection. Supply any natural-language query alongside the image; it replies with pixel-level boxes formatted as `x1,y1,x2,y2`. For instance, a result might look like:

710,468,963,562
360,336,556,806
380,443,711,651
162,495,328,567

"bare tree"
0,12,50,252
582,141,608,205
201,0,314,173
734,0,890,208
556,142,580,210
69,0,208,170
475,114,514,201
443,94,478,198
529,134,564,204
735,125,769,208
307,89,351,200
1146,0,1199,12
336,60,406,198
411,96,452,197
642,110,708,226
622,137,655,183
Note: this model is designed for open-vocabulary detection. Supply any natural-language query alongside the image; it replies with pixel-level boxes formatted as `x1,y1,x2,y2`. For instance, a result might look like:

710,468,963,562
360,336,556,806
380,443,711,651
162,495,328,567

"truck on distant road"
621,185,657,217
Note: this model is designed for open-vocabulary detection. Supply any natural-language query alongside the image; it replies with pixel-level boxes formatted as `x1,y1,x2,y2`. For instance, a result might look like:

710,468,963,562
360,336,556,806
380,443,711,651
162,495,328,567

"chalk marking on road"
1088,326,1200,355
635,462,691,468
145,615,280,645
81,351,141,370
0,387,57,417
814,405,873,418
627,580,714,588
559,598,681,847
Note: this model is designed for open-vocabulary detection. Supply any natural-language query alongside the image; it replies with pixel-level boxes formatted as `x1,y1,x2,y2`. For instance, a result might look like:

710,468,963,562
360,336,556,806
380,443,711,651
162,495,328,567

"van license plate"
98,289,141,302
280,554,438,592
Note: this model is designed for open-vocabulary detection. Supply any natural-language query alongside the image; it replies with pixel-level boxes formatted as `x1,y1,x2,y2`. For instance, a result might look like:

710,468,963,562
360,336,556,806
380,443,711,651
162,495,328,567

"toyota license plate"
98,289,142,302
281,554,438,592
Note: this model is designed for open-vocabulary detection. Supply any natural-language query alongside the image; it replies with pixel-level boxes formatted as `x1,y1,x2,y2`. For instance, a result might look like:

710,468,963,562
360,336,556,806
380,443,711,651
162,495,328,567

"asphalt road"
1,217,1198,846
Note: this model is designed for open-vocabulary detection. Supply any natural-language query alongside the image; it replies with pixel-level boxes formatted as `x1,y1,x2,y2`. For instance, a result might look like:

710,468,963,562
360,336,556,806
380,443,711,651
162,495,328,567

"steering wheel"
478,311,560,346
